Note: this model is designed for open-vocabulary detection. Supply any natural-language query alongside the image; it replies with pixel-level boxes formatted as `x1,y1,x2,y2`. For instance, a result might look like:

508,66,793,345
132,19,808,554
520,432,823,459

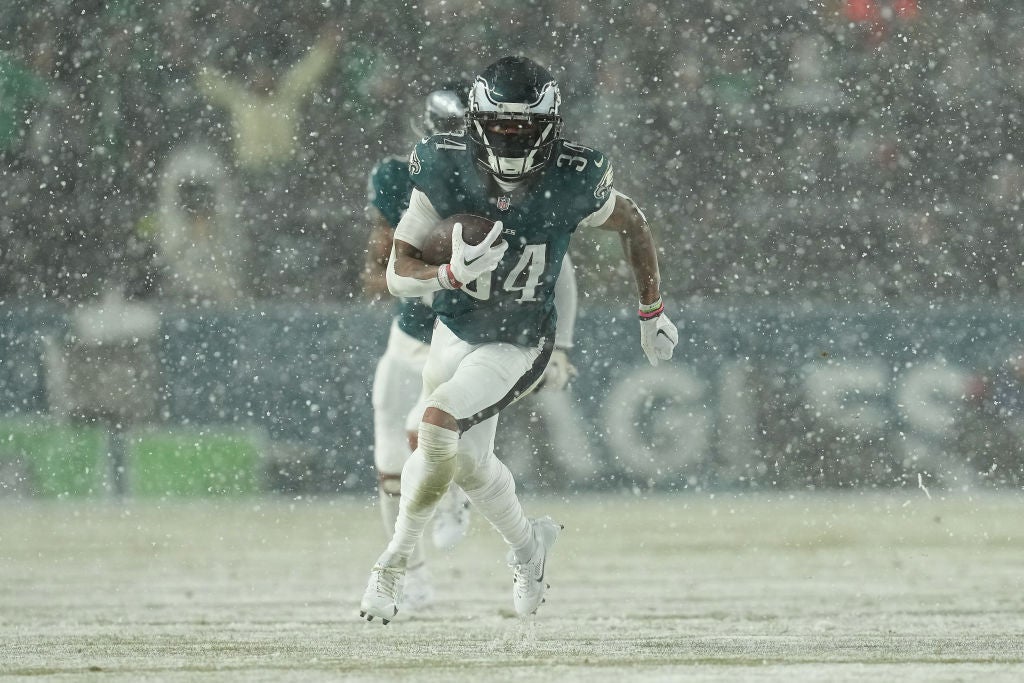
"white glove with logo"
639,298,679,366
448,220,508,285
537,347,578,391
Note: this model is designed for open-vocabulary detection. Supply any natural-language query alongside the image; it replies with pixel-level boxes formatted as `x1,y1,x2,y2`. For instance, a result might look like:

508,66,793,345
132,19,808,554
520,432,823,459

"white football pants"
386,320,552,564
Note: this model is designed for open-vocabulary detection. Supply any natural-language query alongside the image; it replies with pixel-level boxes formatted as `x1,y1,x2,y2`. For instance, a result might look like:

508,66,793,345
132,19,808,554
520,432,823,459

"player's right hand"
449,220,508,284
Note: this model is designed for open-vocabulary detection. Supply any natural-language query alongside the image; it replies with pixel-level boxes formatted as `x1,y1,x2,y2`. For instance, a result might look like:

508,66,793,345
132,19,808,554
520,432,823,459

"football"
418,213,499,266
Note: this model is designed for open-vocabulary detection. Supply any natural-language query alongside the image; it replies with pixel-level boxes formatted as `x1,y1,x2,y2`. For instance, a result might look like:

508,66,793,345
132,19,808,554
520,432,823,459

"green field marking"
0,418,107,497
127,429,264,497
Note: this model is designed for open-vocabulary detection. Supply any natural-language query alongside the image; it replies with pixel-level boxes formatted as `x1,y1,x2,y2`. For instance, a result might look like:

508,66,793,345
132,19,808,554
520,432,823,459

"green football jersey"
366,155,436,345
409,131,613,346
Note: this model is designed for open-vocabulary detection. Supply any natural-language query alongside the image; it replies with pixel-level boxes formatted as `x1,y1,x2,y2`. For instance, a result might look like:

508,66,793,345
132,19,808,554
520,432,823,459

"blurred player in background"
360,56,676,623
361,84,579,615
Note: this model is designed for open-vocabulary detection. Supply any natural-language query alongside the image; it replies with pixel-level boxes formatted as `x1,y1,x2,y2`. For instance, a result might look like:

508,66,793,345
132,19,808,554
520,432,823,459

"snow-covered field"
2,492,1022,681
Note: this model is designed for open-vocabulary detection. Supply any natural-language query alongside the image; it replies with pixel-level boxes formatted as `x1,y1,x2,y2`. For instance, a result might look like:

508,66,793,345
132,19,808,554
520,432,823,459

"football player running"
362,84,580,615
360,56,677,624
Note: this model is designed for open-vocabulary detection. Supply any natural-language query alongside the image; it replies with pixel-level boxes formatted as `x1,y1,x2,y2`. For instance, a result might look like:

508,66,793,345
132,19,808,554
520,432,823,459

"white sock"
460,455,534,562
385,423,458,560
378,484,426,568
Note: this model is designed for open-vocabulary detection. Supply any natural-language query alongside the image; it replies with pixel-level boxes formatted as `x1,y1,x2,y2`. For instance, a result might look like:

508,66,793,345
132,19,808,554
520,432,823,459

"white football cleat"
432,485,471,550
400,562,435,614
359,554,406,625
507,516,562,617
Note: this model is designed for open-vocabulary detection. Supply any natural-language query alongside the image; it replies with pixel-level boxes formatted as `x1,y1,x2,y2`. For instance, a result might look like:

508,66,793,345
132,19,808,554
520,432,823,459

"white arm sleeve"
386,189,445,297
553,254,577,349
386,246,443,297
394,189,441,247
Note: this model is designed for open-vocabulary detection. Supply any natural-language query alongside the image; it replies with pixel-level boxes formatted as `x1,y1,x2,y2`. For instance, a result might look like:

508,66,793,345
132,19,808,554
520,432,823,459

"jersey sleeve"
552,140,616,228
366,157,412,228
578,173,616,228
407,133,464,204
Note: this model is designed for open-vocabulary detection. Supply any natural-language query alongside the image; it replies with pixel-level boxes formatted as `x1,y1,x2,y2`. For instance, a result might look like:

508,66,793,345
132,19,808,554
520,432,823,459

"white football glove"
639,303,679,366
537,347,578,392
449,220,508,285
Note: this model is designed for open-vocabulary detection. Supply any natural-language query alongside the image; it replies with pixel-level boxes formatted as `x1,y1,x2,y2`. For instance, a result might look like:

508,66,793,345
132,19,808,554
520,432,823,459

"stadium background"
3,0,1024,496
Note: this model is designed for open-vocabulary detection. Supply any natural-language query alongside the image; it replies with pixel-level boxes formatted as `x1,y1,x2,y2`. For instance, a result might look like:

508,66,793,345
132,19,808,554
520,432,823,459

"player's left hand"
638,298,678,366
537,347,577,391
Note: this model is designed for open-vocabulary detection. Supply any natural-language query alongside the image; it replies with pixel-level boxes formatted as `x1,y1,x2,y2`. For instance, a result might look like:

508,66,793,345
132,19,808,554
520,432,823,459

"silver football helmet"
411,89,467,138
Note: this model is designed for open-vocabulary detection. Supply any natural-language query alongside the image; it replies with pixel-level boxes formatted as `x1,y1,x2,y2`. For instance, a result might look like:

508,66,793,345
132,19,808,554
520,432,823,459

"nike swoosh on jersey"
594,156,605,168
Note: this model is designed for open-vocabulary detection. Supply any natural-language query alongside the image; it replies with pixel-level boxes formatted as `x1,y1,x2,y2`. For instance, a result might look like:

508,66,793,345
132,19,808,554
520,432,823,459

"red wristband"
638,298,664,320
437,264,463,290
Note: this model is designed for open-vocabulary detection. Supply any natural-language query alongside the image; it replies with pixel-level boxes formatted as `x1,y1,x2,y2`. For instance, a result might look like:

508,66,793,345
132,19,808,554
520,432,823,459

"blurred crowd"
2,0,1024,306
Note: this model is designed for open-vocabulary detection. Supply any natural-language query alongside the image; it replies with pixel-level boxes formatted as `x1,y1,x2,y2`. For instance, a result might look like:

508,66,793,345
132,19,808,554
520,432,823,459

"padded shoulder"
547,139,615,214
367,155,413,227
409,132,468,176
369,156,409,192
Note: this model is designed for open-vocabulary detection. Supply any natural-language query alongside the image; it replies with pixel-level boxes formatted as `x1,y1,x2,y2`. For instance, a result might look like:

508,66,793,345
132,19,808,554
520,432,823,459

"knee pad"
417,422,459,465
